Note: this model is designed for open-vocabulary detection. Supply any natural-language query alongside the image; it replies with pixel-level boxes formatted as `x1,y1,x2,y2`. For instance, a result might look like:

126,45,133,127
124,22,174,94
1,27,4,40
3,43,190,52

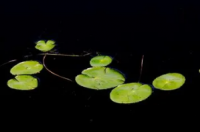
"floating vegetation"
2,40,91,90
0,38,187,104
152,73,186,90
110,83,152,104
90,55,113,67
7,75,38,90
10,61,43,75
75,67,125,90
35,40,56,52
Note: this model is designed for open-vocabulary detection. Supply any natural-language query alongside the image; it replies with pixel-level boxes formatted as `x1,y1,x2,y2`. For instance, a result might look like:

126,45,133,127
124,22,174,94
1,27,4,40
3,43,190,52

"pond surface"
0,15,199,124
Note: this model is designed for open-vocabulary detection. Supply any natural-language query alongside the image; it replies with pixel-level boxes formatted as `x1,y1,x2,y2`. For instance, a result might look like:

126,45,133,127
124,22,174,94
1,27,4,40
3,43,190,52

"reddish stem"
138,55,144,82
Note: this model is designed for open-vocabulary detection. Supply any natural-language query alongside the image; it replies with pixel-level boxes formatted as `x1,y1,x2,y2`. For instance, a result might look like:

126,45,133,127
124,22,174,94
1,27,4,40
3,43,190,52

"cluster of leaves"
7,61,43,90
75,55,125,89
5,39,186,105
7,40,56,90
110,73,185,104
75,55,186,104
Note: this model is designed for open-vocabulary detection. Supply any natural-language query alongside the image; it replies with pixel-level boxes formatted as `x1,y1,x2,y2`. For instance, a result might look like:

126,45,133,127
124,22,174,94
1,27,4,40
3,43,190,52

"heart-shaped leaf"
152,73,185,90
10,61,43,75
35,40,56,52
90,55,113,67
75,67,125,90
7,75,38,90
110,83,152,104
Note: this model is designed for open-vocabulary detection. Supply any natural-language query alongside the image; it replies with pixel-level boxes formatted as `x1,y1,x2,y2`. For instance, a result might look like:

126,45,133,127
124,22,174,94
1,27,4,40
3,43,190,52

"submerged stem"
43,54,73,82
0,59,18,68
1,51,91,82
138,55,144,82
41,51,91,82
38,52,91,57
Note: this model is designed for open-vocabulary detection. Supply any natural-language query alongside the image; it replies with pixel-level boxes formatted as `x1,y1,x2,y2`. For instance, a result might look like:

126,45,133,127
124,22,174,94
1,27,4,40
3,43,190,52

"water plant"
90,55,113,67
7,60,43,90
110,83,152,104
152,73,185,90
10,61,43,75
7,75,38,90
109,55,186,104
75,55,126,90
0,39,186,104
75,66,125,90
109,55,153,104
1,40,91,90
35,40,56,52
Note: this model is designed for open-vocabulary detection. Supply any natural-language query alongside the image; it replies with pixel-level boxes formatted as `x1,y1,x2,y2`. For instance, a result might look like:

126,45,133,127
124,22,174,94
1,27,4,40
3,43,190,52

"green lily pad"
75,67,125,90
152,73,185,90
35,40,56,52
7,75,38,90
110,83,152,104
90,55,113,67
10,61,43,75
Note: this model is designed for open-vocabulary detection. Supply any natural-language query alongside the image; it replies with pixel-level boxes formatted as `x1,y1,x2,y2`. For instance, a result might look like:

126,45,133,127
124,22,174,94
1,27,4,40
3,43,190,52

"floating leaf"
7,75,38,90
110,83,152,104
10,61,43,75
75,67,125,90
35,40,56,52
90,55,113,67
152,73,185,90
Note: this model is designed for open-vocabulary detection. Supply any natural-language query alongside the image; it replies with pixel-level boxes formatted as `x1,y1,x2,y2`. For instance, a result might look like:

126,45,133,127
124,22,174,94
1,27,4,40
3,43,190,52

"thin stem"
0,59,18,68
43,54,73,82
41,51,91,81
138,55,144,82
38,52,91,57
0,52,91,68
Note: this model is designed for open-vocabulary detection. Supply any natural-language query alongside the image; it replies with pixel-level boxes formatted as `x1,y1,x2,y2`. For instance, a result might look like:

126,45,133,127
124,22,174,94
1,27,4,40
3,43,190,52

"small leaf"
75,67,125,90
35,40,56,52
152,73,185,90
10,61,43,75
110,83,152,104
7,75,38,90
90,55,113,67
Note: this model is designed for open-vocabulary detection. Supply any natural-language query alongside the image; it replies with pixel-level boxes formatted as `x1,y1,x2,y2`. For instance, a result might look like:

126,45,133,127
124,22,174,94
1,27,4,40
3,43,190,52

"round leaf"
90,55,113,67
75,67,125,90
35,40,56,52
7,75,38,90
10,61,43,75
152,73,185,90
110,83,152,104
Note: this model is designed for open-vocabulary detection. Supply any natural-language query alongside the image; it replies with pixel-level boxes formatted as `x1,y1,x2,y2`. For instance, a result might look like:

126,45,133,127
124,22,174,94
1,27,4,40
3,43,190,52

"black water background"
1,1,200,125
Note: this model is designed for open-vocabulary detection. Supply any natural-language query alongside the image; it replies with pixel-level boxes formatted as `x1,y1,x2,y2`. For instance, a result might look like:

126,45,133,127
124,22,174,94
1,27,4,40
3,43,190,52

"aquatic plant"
75,55,125,89
90,55,113,67
7,75,38,90
152,73,185,90
109,55,186,104
0,39,186,104
110,83,152,104
35,40,56,52
10,61,43,75
109,55,153,104
2,40,91,90
75,67,125,90
7,60,43,90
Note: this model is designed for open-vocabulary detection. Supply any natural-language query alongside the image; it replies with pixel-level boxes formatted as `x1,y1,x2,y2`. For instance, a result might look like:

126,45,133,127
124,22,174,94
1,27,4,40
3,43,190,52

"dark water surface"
1,6,200,124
